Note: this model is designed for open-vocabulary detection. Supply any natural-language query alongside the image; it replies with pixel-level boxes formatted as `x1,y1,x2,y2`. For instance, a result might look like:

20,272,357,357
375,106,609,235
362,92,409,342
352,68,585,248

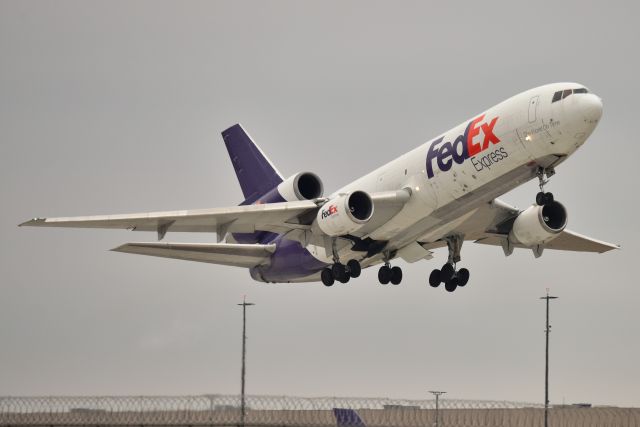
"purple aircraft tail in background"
333,408,366,426
222,124,283,205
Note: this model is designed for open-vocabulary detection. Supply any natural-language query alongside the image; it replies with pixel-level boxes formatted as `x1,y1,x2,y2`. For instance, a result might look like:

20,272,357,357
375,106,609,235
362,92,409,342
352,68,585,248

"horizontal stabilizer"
112,242,276,268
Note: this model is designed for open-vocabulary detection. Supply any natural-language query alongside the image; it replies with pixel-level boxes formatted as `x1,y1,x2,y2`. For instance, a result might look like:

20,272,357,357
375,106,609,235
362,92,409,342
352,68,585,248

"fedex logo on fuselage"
426,114,501,179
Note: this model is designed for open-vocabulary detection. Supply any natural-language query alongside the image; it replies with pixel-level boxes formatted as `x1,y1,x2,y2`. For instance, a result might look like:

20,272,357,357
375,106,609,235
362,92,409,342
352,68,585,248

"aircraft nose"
578,93,603,123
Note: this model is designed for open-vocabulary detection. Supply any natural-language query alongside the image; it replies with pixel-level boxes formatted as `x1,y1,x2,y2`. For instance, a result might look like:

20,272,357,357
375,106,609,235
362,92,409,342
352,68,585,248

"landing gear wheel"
332,263,347,282
457,268,470,287
390,266,403,285
338,274,350,284
321,268,334,287
536,192,546,206
544,192,554,204
346,259,361,278
445,279,458,292
440,263,455,282
378,266,391,285
429,269,441,287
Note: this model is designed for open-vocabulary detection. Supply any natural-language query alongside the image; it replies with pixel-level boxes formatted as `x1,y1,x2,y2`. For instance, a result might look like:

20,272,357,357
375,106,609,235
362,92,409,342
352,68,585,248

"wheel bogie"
429,265,470,291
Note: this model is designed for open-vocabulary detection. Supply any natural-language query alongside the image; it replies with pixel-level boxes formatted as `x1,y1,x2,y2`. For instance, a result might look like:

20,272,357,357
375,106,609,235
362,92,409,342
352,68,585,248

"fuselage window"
562,89,573,99
573,88,588,94
552,91,562,103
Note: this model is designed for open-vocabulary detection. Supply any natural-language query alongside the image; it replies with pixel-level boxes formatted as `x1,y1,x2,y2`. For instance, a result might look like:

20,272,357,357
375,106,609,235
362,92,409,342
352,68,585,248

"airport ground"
2,405,639,426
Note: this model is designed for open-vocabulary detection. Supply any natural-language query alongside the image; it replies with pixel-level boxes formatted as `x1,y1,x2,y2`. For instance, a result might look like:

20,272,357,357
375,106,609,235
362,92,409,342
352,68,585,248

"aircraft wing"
471,199,619,254
20,190,412,245
475,229,619,253
19,200,322,241
112,242,275,267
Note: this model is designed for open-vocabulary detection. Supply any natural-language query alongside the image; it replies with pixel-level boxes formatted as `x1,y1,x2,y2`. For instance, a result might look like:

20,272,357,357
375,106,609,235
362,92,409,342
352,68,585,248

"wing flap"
112,242,275,268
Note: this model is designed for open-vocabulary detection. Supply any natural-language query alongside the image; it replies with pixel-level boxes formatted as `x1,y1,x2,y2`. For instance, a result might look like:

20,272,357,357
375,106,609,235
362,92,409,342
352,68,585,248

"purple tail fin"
333,408,366,426
222,124,283,204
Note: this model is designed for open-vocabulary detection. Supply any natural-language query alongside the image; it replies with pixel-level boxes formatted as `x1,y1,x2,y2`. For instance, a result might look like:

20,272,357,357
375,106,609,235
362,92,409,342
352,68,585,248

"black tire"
536,192,546,206
440,263,455,282
445,279,458,292
347,259,361,278
429,269,441,287
378,266,391,285
339,274,350,284
332,263,347,281
544,192,554,205
390,266,403,285
321,268,334,287
457,268,470,287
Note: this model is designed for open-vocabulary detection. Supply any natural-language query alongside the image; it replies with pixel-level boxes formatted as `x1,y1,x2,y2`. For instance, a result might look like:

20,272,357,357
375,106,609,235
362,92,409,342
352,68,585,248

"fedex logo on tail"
426,114,503,179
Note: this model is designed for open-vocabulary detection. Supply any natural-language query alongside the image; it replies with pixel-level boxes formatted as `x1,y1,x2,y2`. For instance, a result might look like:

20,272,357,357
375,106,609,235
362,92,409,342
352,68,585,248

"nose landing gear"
536,167,556,206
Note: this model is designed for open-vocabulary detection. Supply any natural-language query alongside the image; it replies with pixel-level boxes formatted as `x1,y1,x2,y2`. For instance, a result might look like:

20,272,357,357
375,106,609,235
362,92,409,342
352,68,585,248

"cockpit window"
552,87,589,103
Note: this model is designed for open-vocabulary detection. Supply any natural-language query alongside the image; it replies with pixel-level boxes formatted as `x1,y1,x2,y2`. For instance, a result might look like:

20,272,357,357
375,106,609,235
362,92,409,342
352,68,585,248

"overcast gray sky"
1,0,639,407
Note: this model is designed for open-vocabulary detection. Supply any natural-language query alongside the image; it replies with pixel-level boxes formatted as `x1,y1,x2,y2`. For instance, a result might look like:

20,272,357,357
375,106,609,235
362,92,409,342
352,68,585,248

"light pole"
429,390,446,427
238,297,255,427
540,290,558,427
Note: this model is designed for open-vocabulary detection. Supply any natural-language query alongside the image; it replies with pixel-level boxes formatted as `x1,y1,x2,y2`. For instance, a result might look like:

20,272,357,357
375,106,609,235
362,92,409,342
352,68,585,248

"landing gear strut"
321,259,362,287
428,235,470,292
536,167,555,206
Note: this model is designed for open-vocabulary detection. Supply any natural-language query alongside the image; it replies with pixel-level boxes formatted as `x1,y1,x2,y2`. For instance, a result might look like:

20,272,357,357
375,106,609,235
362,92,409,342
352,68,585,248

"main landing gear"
428,235,470,292
429,264,469,292
321,259,361,287
320,259,404,287
536,167,556,206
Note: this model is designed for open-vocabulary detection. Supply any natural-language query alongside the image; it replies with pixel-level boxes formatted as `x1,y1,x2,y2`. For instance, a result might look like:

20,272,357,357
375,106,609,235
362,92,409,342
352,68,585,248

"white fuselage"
302,83,603,271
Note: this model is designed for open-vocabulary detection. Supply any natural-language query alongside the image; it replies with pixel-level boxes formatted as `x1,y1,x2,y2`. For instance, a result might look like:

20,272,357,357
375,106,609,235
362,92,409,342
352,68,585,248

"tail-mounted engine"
316,191,374,237
277,172,324,201
254,171,324,204
509,201,568,246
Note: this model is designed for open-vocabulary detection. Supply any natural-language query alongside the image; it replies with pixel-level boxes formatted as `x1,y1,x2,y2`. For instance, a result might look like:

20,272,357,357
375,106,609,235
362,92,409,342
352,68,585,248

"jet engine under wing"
112,242,276,267
470,198,619,254
19,200,321,240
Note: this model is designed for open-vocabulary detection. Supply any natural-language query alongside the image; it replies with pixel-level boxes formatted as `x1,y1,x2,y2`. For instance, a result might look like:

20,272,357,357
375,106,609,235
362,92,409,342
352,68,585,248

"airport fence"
0,394,639,426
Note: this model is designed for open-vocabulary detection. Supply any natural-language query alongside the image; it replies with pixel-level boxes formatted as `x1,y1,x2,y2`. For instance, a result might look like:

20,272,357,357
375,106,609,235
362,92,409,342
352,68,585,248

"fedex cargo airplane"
21,83,619,291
